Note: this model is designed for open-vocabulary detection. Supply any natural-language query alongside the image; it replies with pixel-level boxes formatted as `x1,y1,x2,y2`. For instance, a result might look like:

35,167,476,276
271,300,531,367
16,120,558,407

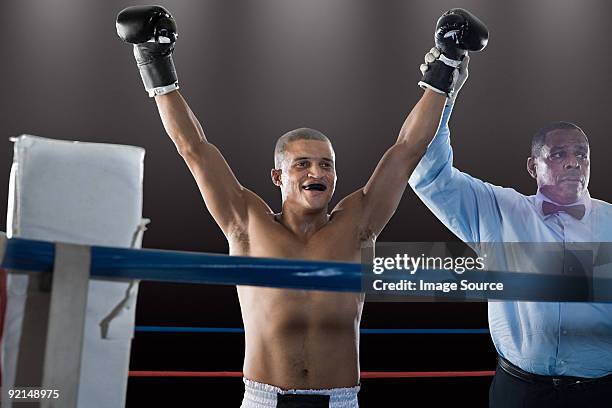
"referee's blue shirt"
409,104,612,377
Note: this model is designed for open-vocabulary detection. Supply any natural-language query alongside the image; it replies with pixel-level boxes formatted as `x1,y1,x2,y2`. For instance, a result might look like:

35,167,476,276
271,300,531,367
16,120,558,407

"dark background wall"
2,0,611,406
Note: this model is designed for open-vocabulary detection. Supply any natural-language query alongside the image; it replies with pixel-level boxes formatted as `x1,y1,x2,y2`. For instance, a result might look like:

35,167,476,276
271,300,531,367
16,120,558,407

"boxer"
116,6,486,407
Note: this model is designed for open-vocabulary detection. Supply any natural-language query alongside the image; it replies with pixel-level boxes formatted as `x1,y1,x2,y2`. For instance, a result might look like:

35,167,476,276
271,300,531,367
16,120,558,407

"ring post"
40,243,91,408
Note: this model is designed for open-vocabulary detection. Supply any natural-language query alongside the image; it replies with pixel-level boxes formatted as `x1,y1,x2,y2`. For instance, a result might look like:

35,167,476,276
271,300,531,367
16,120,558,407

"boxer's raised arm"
333,85,450,237
117,5,253,235
155,92,251,235
354,89,447,236
337,9,487,236
333,89,444,236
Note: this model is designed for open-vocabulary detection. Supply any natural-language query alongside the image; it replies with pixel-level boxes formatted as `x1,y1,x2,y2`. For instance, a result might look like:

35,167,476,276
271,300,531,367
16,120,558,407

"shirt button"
562,330,568,335
559,360,565,365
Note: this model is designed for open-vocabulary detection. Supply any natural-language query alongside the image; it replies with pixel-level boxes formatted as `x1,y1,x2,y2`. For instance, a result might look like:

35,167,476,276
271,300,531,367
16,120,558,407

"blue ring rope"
1,237,362,292
2,237,611,300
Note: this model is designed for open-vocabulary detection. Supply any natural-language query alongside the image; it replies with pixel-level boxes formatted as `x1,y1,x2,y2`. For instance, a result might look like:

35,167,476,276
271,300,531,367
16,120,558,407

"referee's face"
528,129,590,205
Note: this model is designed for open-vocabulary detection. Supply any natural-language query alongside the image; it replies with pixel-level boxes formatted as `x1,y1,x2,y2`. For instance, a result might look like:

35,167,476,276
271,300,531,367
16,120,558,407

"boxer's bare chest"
229,210,373,263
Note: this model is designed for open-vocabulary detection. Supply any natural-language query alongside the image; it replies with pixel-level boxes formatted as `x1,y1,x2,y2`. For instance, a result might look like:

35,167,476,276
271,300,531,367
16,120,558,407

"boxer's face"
272,139,337,211
527,129,590,205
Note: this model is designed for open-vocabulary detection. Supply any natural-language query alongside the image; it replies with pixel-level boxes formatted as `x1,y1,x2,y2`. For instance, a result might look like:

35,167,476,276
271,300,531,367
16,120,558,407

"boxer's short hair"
274,128,331,168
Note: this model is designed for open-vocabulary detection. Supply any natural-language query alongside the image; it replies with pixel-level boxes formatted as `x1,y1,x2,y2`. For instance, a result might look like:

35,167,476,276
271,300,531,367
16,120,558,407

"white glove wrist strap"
439,54,462,68
148,82,179,98
418,81,447,96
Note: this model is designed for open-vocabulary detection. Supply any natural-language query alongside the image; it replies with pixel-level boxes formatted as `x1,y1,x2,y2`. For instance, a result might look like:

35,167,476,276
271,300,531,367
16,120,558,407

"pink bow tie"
542,201,586,220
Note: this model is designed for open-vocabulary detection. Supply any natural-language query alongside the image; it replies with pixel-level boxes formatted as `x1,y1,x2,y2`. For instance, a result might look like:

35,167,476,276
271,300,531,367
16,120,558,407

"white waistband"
241,378,360,408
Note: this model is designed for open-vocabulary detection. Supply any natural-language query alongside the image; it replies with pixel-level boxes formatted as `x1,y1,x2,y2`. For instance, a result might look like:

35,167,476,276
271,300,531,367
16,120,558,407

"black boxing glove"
419,8,488,100
116,5,179,97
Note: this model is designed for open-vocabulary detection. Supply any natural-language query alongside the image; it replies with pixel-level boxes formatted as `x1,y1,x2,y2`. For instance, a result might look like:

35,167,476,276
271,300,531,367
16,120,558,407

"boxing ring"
5,223,612,406
2,136,610,407
0,135,503,408
0,233,499,407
